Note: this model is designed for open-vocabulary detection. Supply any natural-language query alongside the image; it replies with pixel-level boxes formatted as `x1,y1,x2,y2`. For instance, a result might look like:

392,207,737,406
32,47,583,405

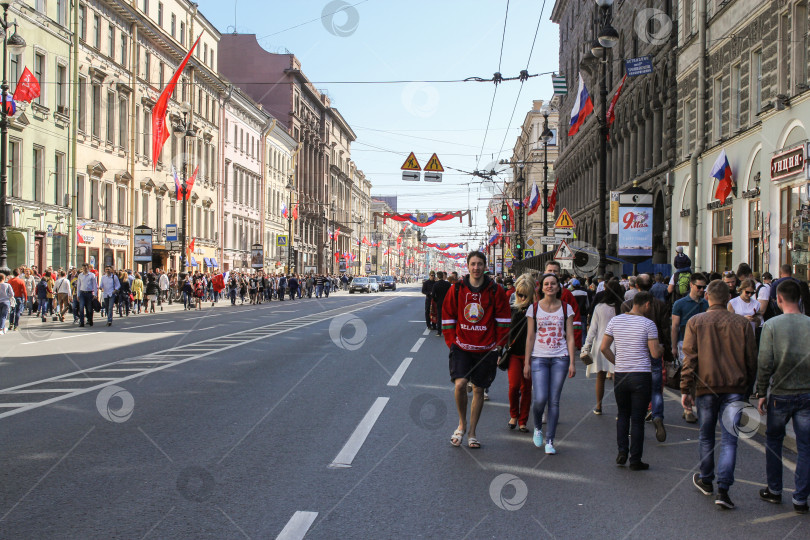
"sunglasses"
743,290,756,295
516,293,527,299
695,285,706,290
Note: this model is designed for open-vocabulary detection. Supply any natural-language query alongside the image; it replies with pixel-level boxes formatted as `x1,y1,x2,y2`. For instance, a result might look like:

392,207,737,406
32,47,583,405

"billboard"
133,226,152,263
251,246,264,268
617,206,653,258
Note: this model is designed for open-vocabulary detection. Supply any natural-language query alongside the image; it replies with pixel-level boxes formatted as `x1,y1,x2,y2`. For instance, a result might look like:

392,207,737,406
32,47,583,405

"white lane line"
276,511,318,540
387,358,413,387
6,389,76,394
410,338,426,353
125,322,169,329
329,397,389,468
422,328,430,336
0,404,32,408
20,332,102,345
58,378,118,382
409,320,425,322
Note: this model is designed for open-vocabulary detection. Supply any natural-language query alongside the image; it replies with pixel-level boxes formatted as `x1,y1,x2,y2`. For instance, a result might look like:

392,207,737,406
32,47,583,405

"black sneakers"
616,452,627,465
794,501,809,514
693,473,713,496
759,487,781,504
715,489,735,509
629,461,649,471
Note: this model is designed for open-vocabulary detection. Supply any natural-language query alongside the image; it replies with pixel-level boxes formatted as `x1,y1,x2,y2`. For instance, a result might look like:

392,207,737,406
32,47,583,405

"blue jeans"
316,285,323,298
615,372,652,463
696,393,745,490
10,297,24,327
651,357,664,420
0,302,9,330
766,393,810,504
104,295,115,323
37,298,49,317
530,356,569,441
78,291,94,325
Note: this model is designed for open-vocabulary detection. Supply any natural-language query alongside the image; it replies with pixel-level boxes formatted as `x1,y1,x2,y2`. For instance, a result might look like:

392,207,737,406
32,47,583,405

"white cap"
675,246,684,253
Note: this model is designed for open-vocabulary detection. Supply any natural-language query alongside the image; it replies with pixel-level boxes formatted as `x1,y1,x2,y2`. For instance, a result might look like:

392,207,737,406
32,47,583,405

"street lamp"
593,0,617,275
0,2,25,275
541,109,554,240
172,101,194,276
285,180,294,274
514,164,525,260
500,200,508,276
330,201,336,275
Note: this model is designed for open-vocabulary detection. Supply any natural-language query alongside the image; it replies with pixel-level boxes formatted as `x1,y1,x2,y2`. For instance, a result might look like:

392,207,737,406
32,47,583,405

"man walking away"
681,280,756,509
650,273,669,303
422,271,437,330
442,252,510,449
432,272,452,337
8,269,26,331
600,292,663,470
757,279,810,514
671,273,709,423
77,264,97,327
765,264,801,320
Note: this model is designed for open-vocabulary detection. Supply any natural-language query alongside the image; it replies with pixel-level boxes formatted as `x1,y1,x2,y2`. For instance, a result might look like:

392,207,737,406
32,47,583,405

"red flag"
606,74,626,130
184,166,198,201
152,34,201,170
548,179,559,213
508,204,515,230
12,67,41,103
187,238,195,253
292,203,298,220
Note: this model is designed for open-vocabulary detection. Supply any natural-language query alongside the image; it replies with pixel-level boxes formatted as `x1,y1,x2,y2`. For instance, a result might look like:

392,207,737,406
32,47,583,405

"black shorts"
449,345,498,389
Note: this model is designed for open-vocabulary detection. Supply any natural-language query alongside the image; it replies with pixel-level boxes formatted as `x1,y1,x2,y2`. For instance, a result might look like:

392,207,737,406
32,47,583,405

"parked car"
381,276,396,291
349,277,371,294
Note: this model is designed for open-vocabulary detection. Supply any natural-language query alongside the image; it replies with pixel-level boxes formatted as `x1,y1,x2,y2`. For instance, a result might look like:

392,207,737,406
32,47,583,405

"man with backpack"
766,265,801,320
442,251,510,450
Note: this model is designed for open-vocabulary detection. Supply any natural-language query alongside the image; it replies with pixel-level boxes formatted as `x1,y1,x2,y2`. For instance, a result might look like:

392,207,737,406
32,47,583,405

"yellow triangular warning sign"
401,152,421,171
504,248,513,259
424,153,444,172
554,208,575,229
554,239,574,260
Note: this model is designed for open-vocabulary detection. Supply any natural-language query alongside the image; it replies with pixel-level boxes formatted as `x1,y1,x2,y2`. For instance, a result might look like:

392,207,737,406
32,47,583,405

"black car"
381,276,396,291
349,277,371,293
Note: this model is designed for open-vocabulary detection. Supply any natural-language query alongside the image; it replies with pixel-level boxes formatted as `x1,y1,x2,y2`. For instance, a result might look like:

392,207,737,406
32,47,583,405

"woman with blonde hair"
132,272,144,314
728,278,761,333
505,274,535,432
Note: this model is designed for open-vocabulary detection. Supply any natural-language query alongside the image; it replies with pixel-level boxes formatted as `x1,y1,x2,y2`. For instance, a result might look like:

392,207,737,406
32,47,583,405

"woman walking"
117,271,131,317
132,273,144,314
524,273,576,454
144,274,159,313
727,278,761,333
507,274,534,432
582,279,624,414
0,274,13,334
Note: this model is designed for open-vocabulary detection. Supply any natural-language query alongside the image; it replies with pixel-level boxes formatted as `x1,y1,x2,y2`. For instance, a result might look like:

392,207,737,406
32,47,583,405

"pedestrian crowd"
427,249,810,513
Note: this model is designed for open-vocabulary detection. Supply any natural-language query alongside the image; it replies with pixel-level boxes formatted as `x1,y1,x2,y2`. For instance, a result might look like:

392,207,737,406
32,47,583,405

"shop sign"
771,144,806,181
79,234,96,243
105,238,129,246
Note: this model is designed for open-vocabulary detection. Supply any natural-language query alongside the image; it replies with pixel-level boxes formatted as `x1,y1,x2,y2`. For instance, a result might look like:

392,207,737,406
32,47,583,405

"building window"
104,183,113,222
91,83,101,138
135,105,140,154
118,186,127,225
713,207,733,271
36,0,45,14
749,199,762,273
9,139,20,198
171,13,176,37
93,13,101,49
106,91,116,145
54,152,65,206
77,174,86,217
79,4,86,41
159,61,164,88
731,64,742,131
752,50,762,118
120,33,128,67
78,77,86,132
778,12,790,95
108,24,115,58
143,0,148,15
142,192,149,224
119,97,128,149
144,52,150,84
33,53,44,106
143,109,151,159
179,22,185,46
683,99,692,157
156,197,163,231
794,1,808,89
32,146,44,202
780,185,804,267
56,64,67,112
57,0,67,26
158,2,163,26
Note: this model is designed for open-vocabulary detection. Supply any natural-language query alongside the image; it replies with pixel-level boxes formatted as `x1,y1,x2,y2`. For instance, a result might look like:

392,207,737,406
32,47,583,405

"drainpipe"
69,0,79,267
129,22,137,269
220,85,233,270
260,116,277,271
688,0,707,271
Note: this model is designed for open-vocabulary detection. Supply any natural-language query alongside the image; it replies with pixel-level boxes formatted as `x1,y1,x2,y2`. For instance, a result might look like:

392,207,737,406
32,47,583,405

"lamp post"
0,3,25,275
285,180,294,274
330,201,336,275
592,0,619,275
172,101,195,276
514,164,524,260
541,109,554,240
500,200,508,276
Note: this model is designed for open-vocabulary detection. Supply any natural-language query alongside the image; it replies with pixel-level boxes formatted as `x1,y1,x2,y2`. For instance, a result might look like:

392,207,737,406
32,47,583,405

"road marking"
20,332,102,345
7,389,77,393
751,511,801,524
409,320,425,322
410,338,426,353
329,397,389,468
387,358,413,387
0,298,393,420
126,322,170,329
277,511,318,540
58,377,118,382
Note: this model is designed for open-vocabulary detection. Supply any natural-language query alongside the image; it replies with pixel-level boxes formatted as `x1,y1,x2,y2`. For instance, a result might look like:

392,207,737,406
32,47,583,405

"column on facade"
636,113,645,176
652,101,663,167
644,107,654,171
627,124,636,180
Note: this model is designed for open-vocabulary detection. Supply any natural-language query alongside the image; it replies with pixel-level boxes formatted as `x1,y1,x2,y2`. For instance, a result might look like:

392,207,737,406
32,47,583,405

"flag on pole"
281,203,288,219
183,166,198,201
547,178,559,213
527,183,541,216
151,34,202,170
711,149,735,202
12,67,41,103
512,199,523,208
552,74,567,95
172,165,182,200
488,232,501,246
607,73,627,130
2,92,16,116
508,203,515,230
188,238,195,254
568,73,594,137
292,203,298,220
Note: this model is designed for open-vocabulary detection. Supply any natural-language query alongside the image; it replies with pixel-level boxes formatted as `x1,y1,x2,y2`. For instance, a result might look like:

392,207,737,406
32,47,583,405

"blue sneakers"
545,441,556,455
533,428,544,448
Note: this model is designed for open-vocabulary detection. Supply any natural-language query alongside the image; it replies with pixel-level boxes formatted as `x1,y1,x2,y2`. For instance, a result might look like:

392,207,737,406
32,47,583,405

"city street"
0,284,806,539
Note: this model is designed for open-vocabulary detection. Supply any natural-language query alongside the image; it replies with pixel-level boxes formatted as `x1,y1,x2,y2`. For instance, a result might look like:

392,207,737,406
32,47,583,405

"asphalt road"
0,284,807,539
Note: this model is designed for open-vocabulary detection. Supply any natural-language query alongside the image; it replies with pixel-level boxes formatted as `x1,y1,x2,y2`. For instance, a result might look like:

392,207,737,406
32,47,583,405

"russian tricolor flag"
711,149,735,202
527,183,541,216
488,232,501,246
568,73,594,137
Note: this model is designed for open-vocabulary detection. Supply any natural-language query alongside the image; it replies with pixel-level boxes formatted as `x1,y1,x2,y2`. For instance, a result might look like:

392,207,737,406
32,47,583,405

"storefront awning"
210,258,218,267
203,257,211,266
190,257,198,267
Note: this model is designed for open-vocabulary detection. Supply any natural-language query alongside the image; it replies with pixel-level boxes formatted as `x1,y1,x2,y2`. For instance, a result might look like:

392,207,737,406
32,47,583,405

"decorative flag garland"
423,242,465,250
376,211,468,227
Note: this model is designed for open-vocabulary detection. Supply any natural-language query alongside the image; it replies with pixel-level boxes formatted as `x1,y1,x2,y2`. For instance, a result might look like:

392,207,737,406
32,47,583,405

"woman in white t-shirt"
728,278,761,333
523,273,576,455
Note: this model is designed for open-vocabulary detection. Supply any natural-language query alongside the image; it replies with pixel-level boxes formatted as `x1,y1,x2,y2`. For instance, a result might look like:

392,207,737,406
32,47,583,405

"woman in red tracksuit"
506,274,535,432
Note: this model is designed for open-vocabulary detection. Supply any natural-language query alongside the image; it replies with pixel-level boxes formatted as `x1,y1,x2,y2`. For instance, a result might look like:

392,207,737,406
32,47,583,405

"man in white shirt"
76,264,98,327
99,267,120,327
158,270,170,309
54,270,72,322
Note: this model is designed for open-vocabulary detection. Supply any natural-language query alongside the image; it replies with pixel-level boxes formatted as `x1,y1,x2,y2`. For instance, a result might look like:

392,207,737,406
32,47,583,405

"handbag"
579,348,594,366
92,297,102,313
497,347,511,371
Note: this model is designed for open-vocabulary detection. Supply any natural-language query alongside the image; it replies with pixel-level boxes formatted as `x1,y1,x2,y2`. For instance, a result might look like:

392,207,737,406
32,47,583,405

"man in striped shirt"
601,292,664,470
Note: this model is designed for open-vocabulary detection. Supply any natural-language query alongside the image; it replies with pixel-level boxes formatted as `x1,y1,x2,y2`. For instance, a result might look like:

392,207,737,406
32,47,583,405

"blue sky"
198,0,559,246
